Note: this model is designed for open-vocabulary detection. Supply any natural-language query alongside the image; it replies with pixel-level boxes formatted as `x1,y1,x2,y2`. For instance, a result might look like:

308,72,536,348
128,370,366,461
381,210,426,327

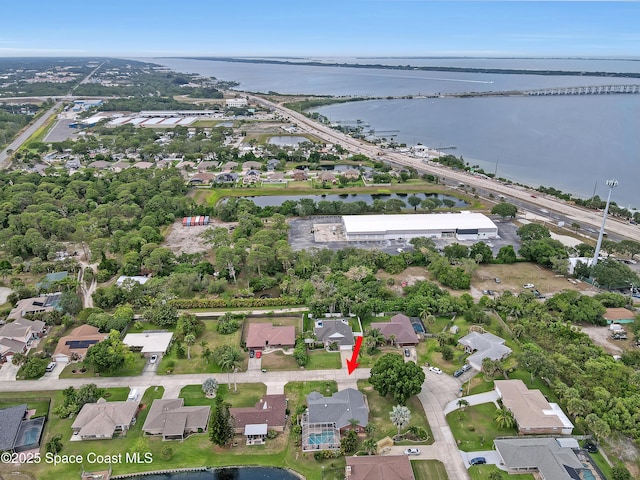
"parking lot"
288,216,521,256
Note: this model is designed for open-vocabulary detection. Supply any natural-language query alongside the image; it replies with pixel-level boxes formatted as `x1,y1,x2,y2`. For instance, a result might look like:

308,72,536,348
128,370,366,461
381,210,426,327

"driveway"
443,390,500,415
141,355,161,375
0,361,19,381
460,450,506,470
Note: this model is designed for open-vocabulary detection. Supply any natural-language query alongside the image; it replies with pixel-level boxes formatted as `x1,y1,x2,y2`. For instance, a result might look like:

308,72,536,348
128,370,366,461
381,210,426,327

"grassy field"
157,320,246,375
446,403,518,452
469,465,535,479
412,460,449,480
358,380,433,444
180,383,266,408
306,350,341,369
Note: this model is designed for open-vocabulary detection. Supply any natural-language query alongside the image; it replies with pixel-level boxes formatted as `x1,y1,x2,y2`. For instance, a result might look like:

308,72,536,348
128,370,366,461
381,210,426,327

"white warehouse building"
341,213,498,241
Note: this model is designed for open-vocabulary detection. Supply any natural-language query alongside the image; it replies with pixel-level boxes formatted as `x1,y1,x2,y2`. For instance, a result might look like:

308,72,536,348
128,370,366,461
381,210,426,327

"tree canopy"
369,353,425,405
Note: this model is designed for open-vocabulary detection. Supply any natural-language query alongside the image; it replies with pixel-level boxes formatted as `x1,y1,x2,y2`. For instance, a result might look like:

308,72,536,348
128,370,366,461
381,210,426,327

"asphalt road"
0,101,63,168
252,94,639,242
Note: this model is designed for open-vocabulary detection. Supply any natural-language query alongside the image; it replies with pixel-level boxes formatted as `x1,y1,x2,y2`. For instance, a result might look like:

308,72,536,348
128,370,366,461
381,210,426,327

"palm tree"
220,346,243,392
362,437,378,455
348,418,360,431
390,405,411,437
185,334,196,360
494,406,515,429
457,399,470,411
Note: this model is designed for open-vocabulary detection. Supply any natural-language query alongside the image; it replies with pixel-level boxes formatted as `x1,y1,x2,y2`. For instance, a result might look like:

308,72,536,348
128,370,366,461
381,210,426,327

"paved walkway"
443,390,500,415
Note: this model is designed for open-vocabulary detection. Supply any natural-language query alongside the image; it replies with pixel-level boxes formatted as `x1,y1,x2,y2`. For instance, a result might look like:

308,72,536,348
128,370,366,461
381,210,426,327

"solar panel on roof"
65,340,99,349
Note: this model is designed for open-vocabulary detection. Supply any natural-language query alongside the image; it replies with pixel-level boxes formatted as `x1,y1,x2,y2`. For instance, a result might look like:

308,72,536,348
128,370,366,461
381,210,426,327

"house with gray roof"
495,438,591,480
72,398,138,440
314,319,354,351
0,404,27,452
142,399,210,441
306,388,369,432
458,330,512,370
0,338,27,363
370,313,419,347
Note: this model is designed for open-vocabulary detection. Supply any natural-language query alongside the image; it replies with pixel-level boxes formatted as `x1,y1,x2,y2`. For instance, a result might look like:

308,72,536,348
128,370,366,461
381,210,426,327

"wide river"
153,57,640,209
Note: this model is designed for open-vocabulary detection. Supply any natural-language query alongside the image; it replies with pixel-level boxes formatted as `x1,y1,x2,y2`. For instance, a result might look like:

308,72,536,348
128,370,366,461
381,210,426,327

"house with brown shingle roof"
142,399,210,441
369,313,419,346
71,398,138,440
52,325,108,364
318,171,337,184
495,379,574,435
292,169,308,181
346,455,415,480
245,323,296,351
603,307,635,324
230,394,287,444
342,168,360,180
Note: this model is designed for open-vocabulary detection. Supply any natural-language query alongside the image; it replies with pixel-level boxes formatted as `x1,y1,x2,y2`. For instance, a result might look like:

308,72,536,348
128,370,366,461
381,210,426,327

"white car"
149,354,158,364
404,448,420,455
523,283,535,289
429,367,443,375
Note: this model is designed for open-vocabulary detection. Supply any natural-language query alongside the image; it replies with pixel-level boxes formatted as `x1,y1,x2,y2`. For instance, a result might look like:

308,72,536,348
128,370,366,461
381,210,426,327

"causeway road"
251,94,638,242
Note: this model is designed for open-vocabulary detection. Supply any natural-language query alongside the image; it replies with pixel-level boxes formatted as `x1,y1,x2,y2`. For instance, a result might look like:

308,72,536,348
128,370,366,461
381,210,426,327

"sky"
1,1,639,58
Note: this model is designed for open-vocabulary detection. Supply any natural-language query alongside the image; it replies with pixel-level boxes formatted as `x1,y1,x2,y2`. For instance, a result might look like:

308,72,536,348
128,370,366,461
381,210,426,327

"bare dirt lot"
376,267,430,294
473,263,592,298
162,218,236,255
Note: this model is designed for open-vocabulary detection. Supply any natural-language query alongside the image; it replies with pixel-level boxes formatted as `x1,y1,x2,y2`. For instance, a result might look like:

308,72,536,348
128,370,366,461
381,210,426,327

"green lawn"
180,383,266,408
306,350,341,370
469,465,535,480
446,403,518,452
58,355,146,379
261,350,299,370
358,380,433,444
158,319,246,374
412,459,449,480
0,398,50,417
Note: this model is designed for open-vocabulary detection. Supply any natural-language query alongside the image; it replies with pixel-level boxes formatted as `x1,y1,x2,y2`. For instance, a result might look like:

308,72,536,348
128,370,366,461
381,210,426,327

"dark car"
453,369,464,377
469,457,486,465
404,348,411,357
584,442,598,453
249,350,255,358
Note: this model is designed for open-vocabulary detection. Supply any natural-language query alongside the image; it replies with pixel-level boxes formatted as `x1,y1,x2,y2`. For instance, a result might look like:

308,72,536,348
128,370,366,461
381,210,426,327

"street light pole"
592,179,618,268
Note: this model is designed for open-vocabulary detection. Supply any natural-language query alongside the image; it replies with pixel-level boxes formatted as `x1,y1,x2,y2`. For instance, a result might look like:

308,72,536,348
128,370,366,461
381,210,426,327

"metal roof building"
341,213,498,241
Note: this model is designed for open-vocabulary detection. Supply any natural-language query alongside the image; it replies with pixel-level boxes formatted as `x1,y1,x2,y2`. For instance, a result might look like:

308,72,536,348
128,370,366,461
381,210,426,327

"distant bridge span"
523,84,640,96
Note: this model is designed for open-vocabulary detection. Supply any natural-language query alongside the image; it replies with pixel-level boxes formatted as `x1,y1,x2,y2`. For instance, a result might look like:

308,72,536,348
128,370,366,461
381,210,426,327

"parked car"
45,362,57,373
249,350,255,358
404,448,420,455
461,364,472,372
612,333,628,340
429,366,443,375
149,355,158,364
453,369,464,377
404,348,411,357
584,441,598,453
494,277,501,284
523,283,535,289
469,457,486,465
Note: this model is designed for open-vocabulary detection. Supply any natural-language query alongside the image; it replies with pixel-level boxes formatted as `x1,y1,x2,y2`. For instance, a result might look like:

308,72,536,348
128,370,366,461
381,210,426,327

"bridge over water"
523,84,640,96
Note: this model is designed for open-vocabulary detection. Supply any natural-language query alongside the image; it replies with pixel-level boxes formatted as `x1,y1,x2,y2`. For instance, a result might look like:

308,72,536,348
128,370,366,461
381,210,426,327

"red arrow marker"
346,336,363,375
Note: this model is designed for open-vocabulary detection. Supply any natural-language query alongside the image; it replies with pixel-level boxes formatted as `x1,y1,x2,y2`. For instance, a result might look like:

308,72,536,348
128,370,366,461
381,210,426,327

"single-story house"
72,398,138,440
87,160,112,170
314,319,354,350
7,294,61,322
603,307,636,324
196,161,219,172
245,323,296,351
188,172,216,185
215,172,238,184
302,388,369,452
133,162,154,170
307,388,368,433
0,338,27,363
0,404,45,452
342,168,360,180
221,161,239,171
346,455,415,480
292,169,308,181
266,159,280,171
495,380,573,435
369,313,419,346
115,275,150,287
318,171,337,184
142,399,210,441
53,324,108,364
495,438,588,480
123,332,174,355
242,160,262,170
230,394,287,444
458,330,512,371
263,172,286,183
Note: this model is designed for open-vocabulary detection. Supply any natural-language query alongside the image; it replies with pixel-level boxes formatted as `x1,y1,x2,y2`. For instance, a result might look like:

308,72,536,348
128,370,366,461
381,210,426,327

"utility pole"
592,180,618,268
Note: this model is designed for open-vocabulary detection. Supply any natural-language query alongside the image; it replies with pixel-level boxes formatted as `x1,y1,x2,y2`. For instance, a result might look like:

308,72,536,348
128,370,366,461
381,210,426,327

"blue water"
153,57,640,208
126,467,299,480
412,322,425,334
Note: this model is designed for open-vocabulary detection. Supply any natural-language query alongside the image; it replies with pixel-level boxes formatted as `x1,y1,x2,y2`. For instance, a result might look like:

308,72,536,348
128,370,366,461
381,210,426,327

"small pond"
126,466,300,480
227,192,467,208
268,136,309,146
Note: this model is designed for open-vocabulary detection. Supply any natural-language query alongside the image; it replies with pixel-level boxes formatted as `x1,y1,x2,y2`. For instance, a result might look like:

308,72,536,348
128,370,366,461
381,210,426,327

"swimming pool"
412,321,425,333
307,430,336,445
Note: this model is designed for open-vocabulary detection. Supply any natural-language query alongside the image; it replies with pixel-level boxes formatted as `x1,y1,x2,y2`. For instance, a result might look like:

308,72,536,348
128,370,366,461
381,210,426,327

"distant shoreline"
170,56,640,79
